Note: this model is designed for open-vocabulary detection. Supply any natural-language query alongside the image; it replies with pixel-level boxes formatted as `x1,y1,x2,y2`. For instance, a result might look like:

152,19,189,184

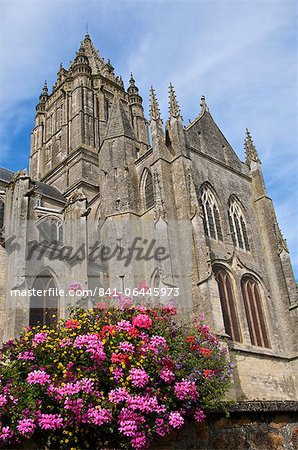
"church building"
0,34,297,402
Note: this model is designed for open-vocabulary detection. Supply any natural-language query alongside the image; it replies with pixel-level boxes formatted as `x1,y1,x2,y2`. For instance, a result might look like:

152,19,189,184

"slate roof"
0,166,66,203
0,167,14,183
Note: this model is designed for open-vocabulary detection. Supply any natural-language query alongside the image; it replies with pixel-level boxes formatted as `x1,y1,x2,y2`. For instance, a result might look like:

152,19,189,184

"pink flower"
64,398,83,414
119,341,135,353
109,388,131,403
168,411,184,429
116,320,132,331
148,335,168,353
27,370,51,385
160,369,175,383
17,350,35,360
155,418,169,437
32,332,48,346
112,367,123,381
194,408,206,423
128,395,159,413
38,414,63,430
131,431,148,449
132,314,152,330
59,337,71,347
174,380,198,400
0,426,14,441
68,282,83,292
129,368,149,387
117,294,134,309
0,395,7,407
17,418,35,435
88,407,112,426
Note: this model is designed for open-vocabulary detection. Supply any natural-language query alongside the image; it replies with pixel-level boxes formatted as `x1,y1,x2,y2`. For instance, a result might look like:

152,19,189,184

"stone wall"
152,401,298,450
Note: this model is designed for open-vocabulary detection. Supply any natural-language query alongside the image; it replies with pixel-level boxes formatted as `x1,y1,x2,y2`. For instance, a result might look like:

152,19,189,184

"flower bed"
0,299,233,449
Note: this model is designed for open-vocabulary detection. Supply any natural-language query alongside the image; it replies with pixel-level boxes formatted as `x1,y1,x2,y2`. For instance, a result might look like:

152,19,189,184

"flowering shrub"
0,301,233,449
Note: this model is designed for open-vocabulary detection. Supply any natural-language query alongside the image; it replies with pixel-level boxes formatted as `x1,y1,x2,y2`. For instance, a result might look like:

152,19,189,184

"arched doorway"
29,271,59,327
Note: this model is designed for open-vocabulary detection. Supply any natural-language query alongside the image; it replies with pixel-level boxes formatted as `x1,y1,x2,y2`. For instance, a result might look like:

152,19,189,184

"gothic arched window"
30,271,59,327
214,266,242,342
199,186,223,241
241,276,270,348
0,200,4,232
144,171,154,210
228,199,250,250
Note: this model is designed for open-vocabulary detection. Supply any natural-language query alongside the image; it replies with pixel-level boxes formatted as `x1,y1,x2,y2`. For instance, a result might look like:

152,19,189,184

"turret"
72,43,92,87
127,73,149,156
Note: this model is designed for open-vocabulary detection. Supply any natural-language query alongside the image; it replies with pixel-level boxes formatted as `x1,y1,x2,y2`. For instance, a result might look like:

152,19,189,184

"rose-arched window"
214,266,242,342
228,199,249,250
144,171,154,210
199,186,223,241
241,276,270,348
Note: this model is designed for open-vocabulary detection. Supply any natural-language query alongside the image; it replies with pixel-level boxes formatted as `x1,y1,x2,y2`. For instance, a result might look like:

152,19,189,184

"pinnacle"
42,80,48,96
200,95,208,112
130,72,135,85
168,83,182,119
244,128,260,164
150,86,161,122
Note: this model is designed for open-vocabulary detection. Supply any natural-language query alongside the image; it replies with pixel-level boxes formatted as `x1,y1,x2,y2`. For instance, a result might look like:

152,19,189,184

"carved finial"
130,72,135,85
150,86,161,122
168,83,182,119
85,22,89,37
200,95,209,112
245,128,260,164
42,80,48,96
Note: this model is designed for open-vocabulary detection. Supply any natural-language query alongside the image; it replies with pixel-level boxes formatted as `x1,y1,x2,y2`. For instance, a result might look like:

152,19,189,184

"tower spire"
168,83,182,119
150,86,161,122
127,72,143,105
42,80,48,96
245,128,260,164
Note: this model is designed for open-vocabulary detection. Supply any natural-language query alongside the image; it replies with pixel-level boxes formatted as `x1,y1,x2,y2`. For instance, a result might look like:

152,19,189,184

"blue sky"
0,0,297,278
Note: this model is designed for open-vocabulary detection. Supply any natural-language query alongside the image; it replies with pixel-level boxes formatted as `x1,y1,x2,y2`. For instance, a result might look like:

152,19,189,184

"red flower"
111,353,129,365
190,343,200,351
127,327,139,338
203,369,215,379
101,325,116,337
185,335,195,343
65,319,80,329
200,348,211,357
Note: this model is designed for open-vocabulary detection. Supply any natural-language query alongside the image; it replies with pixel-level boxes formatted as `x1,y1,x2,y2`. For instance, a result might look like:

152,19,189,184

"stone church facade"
0,34,297,402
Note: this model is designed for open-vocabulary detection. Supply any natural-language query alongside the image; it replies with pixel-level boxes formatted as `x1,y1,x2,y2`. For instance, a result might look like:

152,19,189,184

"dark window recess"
241,276,270,348
29,272,58,327
145,172,154,209
214,267,242,342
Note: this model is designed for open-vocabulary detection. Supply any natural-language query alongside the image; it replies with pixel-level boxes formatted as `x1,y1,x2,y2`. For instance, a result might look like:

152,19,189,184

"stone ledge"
215,400,298,413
